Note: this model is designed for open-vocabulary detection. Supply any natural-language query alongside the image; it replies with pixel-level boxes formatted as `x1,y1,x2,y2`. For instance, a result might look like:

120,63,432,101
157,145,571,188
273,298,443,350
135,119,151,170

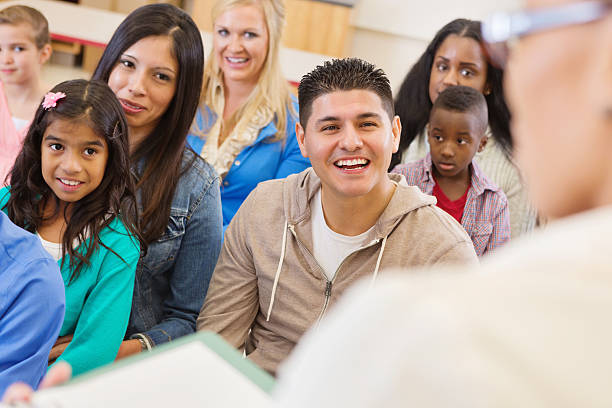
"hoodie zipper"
289,225,384,325
315,280,333,324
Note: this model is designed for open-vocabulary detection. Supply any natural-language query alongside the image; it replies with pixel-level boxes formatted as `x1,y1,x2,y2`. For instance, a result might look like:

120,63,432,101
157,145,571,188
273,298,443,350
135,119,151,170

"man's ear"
295,122,308,158
38,43,52,65
391,115,401,153
478,134,488,153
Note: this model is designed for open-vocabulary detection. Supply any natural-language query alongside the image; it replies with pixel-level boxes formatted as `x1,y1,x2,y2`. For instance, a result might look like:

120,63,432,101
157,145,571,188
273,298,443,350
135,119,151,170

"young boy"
0,5,52,183
197,58,477,375
393,86,510,256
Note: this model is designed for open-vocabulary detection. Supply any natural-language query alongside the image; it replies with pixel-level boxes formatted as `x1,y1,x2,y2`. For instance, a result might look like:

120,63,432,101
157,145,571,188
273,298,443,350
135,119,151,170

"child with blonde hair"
0,5,52,183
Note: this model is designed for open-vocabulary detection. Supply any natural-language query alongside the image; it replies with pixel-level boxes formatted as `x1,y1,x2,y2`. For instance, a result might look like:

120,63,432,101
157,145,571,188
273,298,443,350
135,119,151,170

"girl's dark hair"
5,79,143,282
389,18,512,170
92,4,204,243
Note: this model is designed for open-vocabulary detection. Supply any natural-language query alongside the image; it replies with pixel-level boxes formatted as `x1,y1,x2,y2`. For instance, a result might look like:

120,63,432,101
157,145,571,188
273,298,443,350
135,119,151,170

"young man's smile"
333,156,371,173
296,89,400,201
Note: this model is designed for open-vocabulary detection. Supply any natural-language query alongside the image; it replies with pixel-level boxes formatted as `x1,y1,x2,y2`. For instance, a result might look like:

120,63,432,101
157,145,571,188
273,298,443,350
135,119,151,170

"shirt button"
235,160,241,166
223,181,229,186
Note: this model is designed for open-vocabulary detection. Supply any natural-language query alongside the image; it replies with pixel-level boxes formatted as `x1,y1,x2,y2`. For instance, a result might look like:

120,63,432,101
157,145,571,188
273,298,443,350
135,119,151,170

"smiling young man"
197,58,477,375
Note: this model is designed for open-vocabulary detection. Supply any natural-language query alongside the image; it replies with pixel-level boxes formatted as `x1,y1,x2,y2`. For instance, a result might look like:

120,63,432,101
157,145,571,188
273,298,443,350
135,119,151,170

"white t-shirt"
37,233,62,262
311,188,376,281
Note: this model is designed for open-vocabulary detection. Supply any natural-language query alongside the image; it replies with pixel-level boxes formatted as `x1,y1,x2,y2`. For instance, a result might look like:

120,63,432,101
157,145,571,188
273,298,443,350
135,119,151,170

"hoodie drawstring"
370,235,387,286
268,222,387,320
267,219,289,321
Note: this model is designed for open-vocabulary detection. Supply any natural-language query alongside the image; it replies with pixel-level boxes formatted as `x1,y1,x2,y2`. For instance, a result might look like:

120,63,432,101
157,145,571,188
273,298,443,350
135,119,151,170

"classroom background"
0,0,520,92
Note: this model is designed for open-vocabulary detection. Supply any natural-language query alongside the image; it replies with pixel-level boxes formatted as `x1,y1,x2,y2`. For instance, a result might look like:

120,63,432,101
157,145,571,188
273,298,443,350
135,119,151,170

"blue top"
0,188,140,377
187,101,310,231
126,148,223,346
0,211,64,395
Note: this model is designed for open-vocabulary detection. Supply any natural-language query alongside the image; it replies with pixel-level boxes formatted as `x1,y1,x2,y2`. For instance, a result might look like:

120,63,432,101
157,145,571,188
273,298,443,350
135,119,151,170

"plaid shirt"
392,153,510,257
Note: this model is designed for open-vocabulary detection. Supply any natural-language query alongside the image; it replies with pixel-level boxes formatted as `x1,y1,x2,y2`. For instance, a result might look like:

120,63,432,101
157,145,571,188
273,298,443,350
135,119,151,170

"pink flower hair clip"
42,92,66,110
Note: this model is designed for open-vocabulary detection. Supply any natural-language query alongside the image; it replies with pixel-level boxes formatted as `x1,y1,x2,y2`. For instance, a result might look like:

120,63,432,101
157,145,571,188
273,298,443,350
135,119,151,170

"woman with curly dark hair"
391,18,536,237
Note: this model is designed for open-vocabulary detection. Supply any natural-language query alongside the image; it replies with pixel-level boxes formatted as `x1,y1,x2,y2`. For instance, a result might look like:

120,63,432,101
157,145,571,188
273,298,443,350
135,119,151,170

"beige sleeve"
196,189,260,350
435,240,480,267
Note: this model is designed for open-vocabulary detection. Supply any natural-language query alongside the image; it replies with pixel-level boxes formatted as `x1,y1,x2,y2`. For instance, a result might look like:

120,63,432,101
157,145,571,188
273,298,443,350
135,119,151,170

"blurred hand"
2,362,72,404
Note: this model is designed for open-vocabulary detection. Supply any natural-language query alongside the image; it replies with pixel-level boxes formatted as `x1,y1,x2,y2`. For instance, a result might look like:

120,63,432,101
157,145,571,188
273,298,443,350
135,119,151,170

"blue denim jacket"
126,148,223,346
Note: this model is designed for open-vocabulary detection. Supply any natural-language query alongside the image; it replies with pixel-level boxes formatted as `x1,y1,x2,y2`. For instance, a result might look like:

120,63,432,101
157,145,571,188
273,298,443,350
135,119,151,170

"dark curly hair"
390,18,511,170
4,79,144,282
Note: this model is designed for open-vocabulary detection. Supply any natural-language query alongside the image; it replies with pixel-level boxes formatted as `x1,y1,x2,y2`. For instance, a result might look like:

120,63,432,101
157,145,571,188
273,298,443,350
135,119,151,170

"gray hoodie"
197,168,477,375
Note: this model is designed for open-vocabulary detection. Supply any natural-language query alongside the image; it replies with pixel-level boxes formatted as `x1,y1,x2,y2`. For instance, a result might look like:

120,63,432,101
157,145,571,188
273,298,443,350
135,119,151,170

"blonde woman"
188,0,310,231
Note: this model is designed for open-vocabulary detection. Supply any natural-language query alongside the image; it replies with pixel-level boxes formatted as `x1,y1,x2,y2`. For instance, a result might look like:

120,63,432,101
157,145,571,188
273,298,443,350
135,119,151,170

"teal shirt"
0,187,140,377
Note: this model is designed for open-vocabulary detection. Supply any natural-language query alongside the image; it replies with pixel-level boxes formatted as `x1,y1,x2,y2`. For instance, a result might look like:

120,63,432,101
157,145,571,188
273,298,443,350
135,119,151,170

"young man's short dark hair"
431,85,488,134
298,58,395,127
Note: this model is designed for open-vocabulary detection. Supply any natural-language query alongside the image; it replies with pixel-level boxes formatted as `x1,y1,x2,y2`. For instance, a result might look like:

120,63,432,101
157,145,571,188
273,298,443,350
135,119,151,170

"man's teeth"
60,178,81,186
227,57,247,63
335,158,368,167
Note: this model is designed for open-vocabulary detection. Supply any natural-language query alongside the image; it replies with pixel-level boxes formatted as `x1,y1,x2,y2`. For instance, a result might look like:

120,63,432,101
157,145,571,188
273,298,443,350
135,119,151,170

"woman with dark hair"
48,4,223,361
391,18,536,238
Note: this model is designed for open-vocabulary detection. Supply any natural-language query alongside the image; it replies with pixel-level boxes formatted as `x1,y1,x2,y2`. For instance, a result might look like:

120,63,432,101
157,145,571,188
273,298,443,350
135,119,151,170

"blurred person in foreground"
274,0,612,406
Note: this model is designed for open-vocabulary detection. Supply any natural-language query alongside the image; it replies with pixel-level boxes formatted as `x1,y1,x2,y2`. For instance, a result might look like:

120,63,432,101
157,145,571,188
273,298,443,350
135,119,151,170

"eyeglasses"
481,1,611,68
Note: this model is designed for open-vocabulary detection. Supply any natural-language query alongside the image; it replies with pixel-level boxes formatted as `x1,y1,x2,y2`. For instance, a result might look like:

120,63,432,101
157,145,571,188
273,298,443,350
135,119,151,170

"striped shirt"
392,153,510,257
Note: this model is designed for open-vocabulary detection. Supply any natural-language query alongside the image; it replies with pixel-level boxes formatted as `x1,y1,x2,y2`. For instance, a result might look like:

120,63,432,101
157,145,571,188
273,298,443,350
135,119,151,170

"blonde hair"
199,0,294,142
0,5,50,49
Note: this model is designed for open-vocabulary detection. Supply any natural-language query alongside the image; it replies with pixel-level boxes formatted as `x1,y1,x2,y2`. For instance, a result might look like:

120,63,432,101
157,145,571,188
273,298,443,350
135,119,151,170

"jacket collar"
282,168,436,240
423,153,500,196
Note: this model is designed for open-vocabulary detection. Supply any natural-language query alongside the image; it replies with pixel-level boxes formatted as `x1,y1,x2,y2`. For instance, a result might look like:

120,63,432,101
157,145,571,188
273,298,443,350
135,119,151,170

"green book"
29,331,275,408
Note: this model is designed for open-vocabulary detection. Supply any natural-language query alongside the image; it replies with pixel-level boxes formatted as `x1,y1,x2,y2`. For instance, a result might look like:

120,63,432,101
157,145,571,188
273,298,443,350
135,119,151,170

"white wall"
346,0,520,91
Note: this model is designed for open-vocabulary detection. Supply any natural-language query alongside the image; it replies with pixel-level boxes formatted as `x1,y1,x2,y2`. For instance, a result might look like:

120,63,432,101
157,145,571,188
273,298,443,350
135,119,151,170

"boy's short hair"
298,58,394,127
0,5,50,49
430,86,488,134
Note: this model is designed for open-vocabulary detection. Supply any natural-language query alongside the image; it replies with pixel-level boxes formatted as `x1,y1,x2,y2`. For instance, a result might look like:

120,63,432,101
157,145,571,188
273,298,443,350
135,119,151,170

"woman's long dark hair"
5,79,143,282
92,4,204,244
390,18,512,170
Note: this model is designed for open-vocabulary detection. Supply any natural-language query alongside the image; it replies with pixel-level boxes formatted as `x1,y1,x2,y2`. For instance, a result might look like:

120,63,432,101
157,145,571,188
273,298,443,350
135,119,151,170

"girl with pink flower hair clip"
41,91,66,110
1,78,146,377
